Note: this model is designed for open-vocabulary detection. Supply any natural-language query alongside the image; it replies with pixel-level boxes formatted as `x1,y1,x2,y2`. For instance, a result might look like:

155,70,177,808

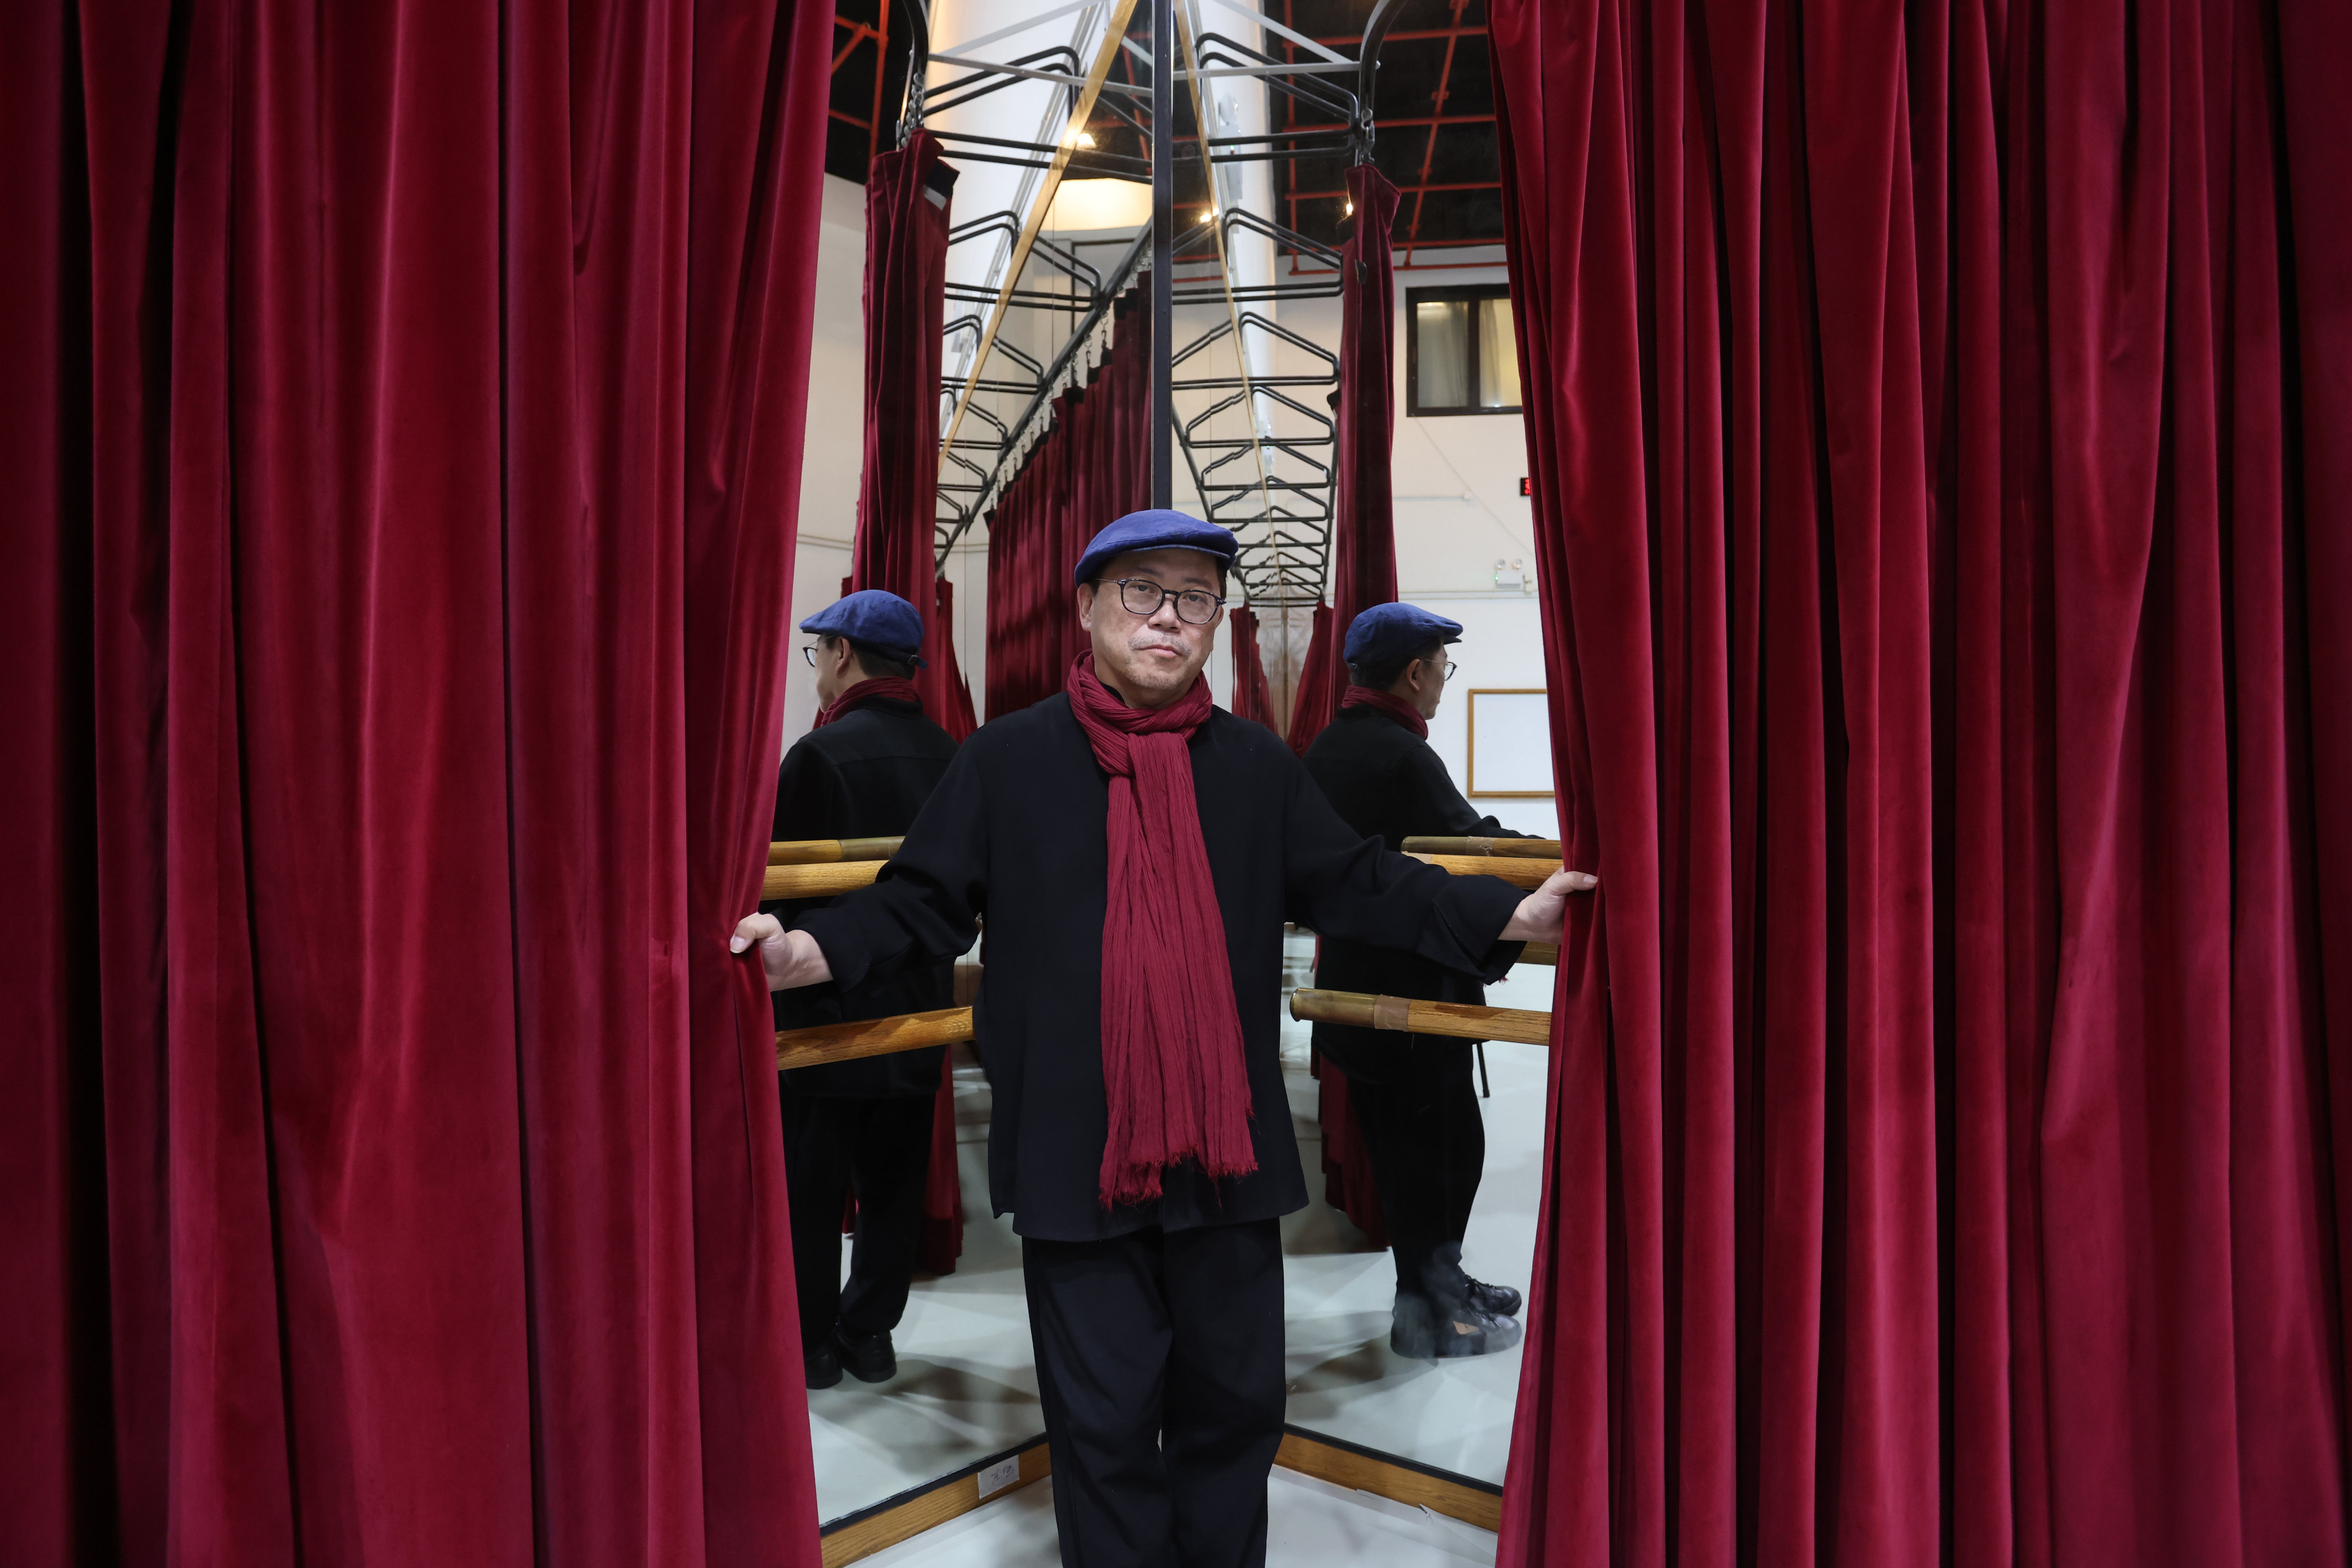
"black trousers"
1342,1046,1485,1301
1022,1219,1286,1568
778,1084,936,1345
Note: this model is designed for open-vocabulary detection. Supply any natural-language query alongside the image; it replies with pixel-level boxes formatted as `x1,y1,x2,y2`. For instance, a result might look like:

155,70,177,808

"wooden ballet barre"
763,860,888,899
776,1006,976,1071
1400,836,1563,860
1407,852,1559,890
768,836,905,866
1288,989,1554,1048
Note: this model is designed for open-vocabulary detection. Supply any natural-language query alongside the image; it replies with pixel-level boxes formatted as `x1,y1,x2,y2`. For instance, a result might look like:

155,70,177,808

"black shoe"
1462,1276,1522,1318
1388,1293,1524,1361
804,1337,843,1390
835,1327,897,1384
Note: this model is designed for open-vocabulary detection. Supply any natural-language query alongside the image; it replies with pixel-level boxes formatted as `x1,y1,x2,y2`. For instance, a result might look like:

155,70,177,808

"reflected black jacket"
764,697,961,1099
1301,703,1535,1083
792,693,1527,1241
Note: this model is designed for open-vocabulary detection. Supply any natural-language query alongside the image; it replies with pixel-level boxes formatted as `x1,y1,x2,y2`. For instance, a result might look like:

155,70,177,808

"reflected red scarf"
1063,654,1256,1206
812,676,922,728
1340,684,1428,740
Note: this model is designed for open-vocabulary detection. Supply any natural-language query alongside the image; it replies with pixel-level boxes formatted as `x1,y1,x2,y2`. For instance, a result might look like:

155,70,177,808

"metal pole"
1150,0,1174,508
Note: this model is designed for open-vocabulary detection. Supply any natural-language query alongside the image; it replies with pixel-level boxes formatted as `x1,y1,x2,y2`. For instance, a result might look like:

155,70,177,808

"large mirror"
781,0,1546,1542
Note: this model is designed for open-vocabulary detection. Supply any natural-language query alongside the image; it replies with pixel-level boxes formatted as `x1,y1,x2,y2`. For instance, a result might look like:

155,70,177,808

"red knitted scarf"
1340,683,1429,740
1063,653,1257,1207
812,676,922,729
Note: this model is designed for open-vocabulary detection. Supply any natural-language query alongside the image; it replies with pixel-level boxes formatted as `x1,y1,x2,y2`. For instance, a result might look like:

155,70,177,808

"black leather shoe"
804,1337,843,1390
1388,1293,1525,1361
835,1328,897,1384
1462,1276,1523,1318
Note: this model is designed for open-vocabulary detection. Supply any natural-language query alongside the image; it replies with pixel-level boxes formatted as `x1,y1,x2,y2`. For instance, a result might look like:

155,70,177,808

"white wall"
781,175,869,746
1269,254,1559,830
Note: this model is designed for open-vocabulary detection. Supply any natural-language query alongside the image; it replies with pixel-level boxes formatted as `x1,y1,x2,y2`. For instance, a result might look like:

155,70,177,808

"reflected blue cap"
1343,601,1464,669
1071,509,1239,585
799,589,928,667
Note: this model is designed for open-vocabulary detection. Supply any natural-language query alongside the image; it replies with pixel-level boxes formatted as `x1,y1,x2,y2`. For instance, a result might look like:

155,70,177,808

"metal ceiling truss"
860,0,1418,612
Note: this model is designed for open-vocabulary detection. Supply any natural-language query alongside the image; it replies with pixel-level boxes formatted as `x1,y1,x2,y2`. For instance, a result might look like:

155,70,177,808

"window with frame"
1405,285,1523,416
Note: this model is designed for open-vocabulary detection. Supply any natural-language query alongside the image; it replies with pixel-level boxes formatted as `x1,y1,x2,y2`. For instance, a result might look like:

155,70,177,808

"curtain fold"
984,293,1150,720
1,1,832,1562
1288,164,1401,754
1490,1,2351,1565
1227,606,1280,728
845,132,967,1275
1283,604,1341,755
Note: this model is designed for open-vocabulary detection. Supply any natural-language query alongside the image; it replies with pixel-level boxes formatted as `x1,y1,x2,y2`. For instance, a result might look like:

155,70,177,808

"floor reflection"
1278,931,1551,1485
809,1046,1042,1524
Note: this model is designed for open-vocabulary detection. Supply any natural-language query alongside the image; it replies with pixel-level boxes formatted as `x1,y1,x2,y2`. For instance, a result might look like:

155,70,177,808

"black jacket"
793,694,1528,1242
1301,703,1535,1083
765,697,961,1098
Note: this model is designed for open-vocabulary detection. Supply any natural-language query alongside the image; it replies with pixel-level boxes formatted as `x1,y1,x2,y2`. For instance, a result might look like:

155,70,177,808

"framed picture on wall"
1466,689,1554,797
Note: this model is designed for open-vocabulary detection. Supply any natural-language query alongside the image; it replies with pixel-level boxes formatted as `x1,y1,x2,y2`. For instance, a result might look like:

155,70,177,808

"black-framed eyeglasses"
801,643,824,667
1106,577,1225,626
1431,659,1459,682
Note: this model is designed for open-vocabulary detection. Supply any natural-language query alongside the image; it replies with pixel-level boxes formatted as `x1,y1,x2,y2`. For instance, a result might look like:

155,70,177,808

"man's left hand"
1499,867,1598,943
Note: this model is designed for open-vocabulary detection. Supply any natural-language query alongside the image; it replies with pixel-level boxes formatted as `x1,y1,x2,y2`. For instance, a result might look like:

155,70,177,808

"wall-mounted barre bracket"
777,1007,977,1071
1288,988,1552,1048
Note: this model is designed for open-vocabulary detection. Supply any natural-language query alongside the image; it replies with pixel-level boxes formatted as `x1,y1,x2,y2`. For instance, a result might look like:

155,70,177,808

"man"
767,589,961,1389
1301,603,1538,1361
731,511,1594,1568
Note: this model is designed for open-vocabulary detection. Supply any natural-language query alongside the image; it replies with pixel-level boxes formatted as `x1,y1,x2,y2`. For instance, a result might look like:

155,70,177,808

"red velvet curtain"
853,129,951,612
0,2,832,1563
1288,164,1402,754
1493,1,2352,1565
984,294,1149,719
1227,607,1280,728
846,131,968,1276
1283,604,1341,754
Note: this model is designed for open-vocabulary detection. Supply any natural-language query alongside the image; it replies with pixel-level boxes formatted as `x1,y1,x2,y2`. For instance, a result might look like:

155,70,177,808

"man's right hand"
728,913,835,991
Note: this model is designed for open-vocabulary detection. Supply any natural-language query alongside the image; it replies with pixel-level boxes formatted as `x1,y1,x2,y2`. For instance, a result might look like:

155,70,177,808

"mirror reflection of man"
1301,604,1539,1360
731,511,1596,1568
766,589,960,1389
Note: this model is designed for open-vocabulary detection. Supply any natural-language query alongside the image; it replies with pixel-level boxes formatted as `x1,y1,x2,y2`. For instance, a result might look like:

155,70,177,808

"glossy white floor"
1277,932,1552,1486
855,1469,1499,1567
806,934,1555,1523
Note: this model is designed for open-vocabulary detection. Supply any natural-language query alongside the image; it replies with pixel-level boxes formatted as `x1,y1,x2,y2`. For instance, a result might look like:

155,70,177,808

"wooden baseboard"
1273,1424,1503,1533
819,1438,1051,1567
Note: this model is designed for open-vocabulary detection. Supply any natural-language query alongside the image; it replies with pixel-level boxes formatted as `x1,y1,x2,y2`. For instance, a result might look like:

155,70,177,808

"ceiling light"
1344,199,1354,215
1075,131,1096,148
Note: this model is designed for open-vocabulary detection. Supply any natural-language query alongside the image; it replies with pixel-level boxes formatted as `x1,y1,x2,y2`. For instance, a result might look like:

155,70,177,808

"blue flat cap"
1344,601,1464,669
800,589,928,666
1072,508,1239,585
